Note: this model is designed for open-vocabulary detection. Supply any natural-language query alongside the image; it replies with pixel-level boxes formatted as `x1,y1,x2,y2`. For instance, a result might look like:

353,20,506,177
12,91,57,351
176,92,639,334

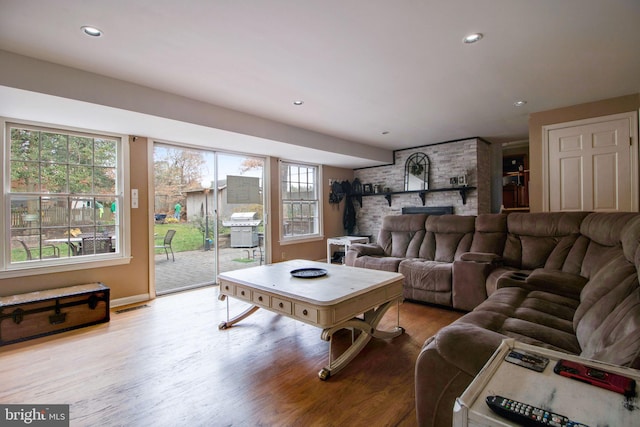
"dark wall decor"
405,152,430,191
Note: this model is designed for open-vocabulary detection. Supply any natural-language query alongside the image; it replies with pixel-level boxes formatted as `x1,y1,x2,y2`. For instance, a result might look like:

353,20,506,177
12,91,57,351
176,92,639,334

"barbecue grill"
222,212,262,248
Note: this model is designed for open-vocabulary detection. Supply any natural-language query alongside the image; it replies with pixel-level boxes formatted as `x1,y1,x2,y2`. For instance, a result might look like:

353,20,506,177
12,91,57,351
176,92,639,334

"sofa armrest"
416,324,505,426
348,243,385,256
344,243,385,266
460,252,503,264
452,257,500,311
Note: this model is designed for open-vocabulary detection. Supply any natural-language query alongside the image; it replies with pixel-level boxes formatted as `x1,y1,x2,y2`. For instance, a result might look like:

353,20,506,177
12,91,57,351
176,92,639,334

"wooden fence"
11,207,105,228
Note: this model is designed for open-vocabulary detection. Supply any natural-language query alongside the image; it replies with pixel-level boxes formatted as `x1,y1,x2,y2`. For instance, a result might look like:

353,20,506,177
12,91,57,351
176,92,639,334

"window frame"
279,160,323,244
1,118,131,278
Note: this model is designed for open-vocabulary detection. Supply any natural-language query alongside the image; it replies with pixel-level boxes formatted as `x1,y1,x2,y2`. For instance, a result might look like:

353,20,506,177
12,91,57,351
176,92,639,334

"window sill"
0,256,132,279
280,235,324,246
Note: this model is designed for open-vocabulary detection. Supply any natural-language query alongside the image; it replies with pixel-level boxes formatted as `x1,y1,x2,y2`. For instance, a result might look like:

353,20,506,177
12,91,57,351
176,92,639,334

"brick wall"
352,138,491,241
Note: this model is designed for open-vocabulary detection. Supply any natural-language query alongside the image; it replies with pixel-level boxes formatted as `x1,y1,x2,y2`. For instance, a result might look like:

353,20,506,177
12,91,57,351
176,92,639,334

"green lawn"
154,222,207,253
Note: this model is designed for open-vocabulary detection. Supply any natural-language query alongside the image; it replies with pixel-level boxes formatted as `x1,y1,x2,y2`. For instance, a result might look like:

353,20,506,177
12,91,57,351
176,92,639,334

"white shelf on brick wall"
356,186,476,206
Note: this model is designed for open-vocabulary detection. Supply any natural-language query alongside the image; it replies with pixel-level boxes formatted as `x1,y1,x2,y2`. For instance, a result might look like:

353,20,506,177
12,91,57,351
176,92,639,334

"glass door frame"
149,139,268,297
213,151,269,282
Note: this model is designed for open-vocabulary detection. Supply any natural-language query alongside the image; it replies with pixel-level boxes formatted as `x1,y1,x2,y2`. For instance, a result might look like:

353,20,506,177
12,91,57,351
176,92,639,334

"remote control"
486,395,589,427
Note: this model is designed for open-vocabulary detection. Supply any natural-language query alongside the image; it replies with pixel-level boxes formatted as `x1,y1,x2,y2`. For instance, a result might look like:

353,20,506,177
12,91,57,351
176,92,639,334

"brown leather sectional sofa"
345,211,640,427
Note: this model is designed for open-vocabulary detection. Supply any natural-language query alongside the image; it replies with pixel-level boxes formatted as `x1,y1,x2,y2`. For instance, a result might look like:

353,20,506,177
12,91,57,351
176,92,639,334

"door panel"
593,152,617,210
548,116,632,212
558,155,583,211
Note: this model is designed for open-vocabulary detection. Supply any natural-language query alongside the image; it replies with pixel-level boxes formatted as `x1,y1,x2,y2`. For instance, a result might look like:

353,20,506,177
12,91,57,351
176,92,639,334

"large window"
280,161,322,242
3,120,128,273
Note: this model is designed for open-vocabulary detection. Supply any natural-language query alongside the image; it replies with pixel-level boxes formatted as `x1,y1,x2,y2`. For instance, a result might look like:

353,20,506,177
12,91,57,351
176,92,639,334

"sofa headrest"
381,214,427,232
581,212,640,249
425,214,475,233
507,212,589,237
620,215,640,265
470,214,508,255
475,214,507,232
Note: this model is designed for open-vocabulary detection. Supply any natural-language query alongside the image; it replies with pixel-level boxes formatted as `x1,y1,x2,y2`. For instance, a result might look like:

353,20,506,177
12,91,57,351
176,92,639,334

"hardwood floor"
0,286,462,426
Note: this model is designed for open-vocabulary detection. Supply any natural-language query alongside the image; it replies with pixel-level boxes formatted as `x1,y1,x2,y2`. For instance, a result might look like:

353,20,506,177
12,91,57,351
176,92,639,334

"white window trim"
1,117,131,278
278,160,323,245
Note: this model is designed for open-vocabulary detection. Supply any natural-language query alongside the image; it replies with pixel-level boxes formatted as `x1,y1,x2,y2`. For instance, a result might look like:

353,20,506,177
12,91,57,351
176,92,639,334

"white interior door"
545,112,638,212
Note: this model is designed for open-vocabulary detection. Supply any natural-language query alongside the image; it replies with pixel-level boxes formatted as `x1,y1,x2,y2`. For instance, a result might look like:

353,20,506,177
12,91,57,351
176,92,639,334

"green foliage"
10,126,117,194
153,145,207,213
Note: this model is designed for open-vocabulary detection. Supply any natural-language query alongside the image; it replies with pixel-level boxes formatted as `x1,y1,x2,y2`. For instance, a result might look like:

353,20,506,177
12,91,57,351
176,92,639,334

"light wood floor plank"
0,286,462,426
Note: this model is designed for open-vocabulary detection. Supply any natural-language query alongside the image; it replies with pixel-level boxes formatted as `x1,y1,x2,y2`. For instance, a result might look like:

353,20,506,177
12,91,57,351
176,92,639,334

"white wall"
0,50,392,169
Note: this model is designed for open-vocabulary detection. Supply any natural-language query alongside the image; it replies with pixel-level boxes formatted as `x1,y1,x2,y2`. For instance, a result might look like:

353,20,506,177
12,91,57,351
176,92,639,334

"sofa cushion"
469,213,508,254
620,215,640,271
580,288,640,369
377,213,427,258
543,234,581,270
467,286,581,354
524,268,588,299
503,212,589,270
573,214,640,368
400,260,453,306
418,215,475,262
563,235,591,275
564,212,640,279
581,212,640,248
574,251,640,367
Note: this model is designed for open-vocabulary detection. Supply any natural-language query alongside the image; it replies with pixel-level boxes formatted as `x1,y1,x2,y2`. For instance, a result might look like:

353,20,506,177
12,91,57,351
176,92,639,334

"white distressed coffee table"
217,259,404,380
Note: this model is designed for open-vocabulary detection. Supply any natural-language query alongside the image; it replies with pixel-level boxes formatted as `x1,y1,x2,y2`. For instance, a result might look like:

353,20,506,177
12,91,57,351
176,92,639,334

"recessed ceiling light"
293,100,304,106
463,33,483,44
81,26,103,37
514,100,527,107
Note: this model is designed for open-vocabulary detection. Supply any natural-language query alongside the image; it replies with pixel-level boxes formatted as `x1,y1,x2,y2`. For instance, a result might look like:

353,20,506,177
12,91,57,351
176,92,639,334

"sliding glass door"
153,143,266,295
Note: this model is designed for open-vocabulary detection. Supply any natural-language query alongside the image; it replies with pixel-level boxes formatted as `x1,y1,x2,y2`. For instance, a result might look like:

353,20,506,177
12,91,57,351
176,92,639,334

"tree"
10,128,117,195
239,158,264,174
154,146,207,213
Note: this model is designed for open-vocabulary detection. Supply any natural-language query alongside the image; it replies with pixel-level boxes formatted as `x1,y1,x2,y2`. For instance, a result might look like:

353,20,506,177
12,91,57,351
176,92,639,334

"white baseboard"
111,293,152,308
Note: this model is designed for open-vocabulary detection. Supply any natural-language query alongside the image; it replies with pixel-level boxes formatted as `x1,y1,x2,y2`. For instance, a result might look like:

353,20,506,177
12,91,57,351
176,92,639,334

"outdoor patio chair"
81,236,113,255
156,229,176,261
15,239,60,260
252,233,265,265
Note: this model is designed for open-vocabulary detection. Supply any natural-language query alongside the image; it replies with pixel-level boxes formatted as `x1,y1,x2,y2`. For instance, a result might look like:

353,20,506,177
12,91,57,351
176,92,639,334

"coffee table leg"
318,299,403,380
217,294,260,330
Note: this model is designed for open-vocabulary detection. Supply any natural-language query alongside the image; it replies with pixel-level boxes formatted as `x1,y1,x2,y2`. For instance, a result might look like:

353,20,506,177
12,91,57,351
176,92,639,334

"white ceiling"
0,0,639,167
